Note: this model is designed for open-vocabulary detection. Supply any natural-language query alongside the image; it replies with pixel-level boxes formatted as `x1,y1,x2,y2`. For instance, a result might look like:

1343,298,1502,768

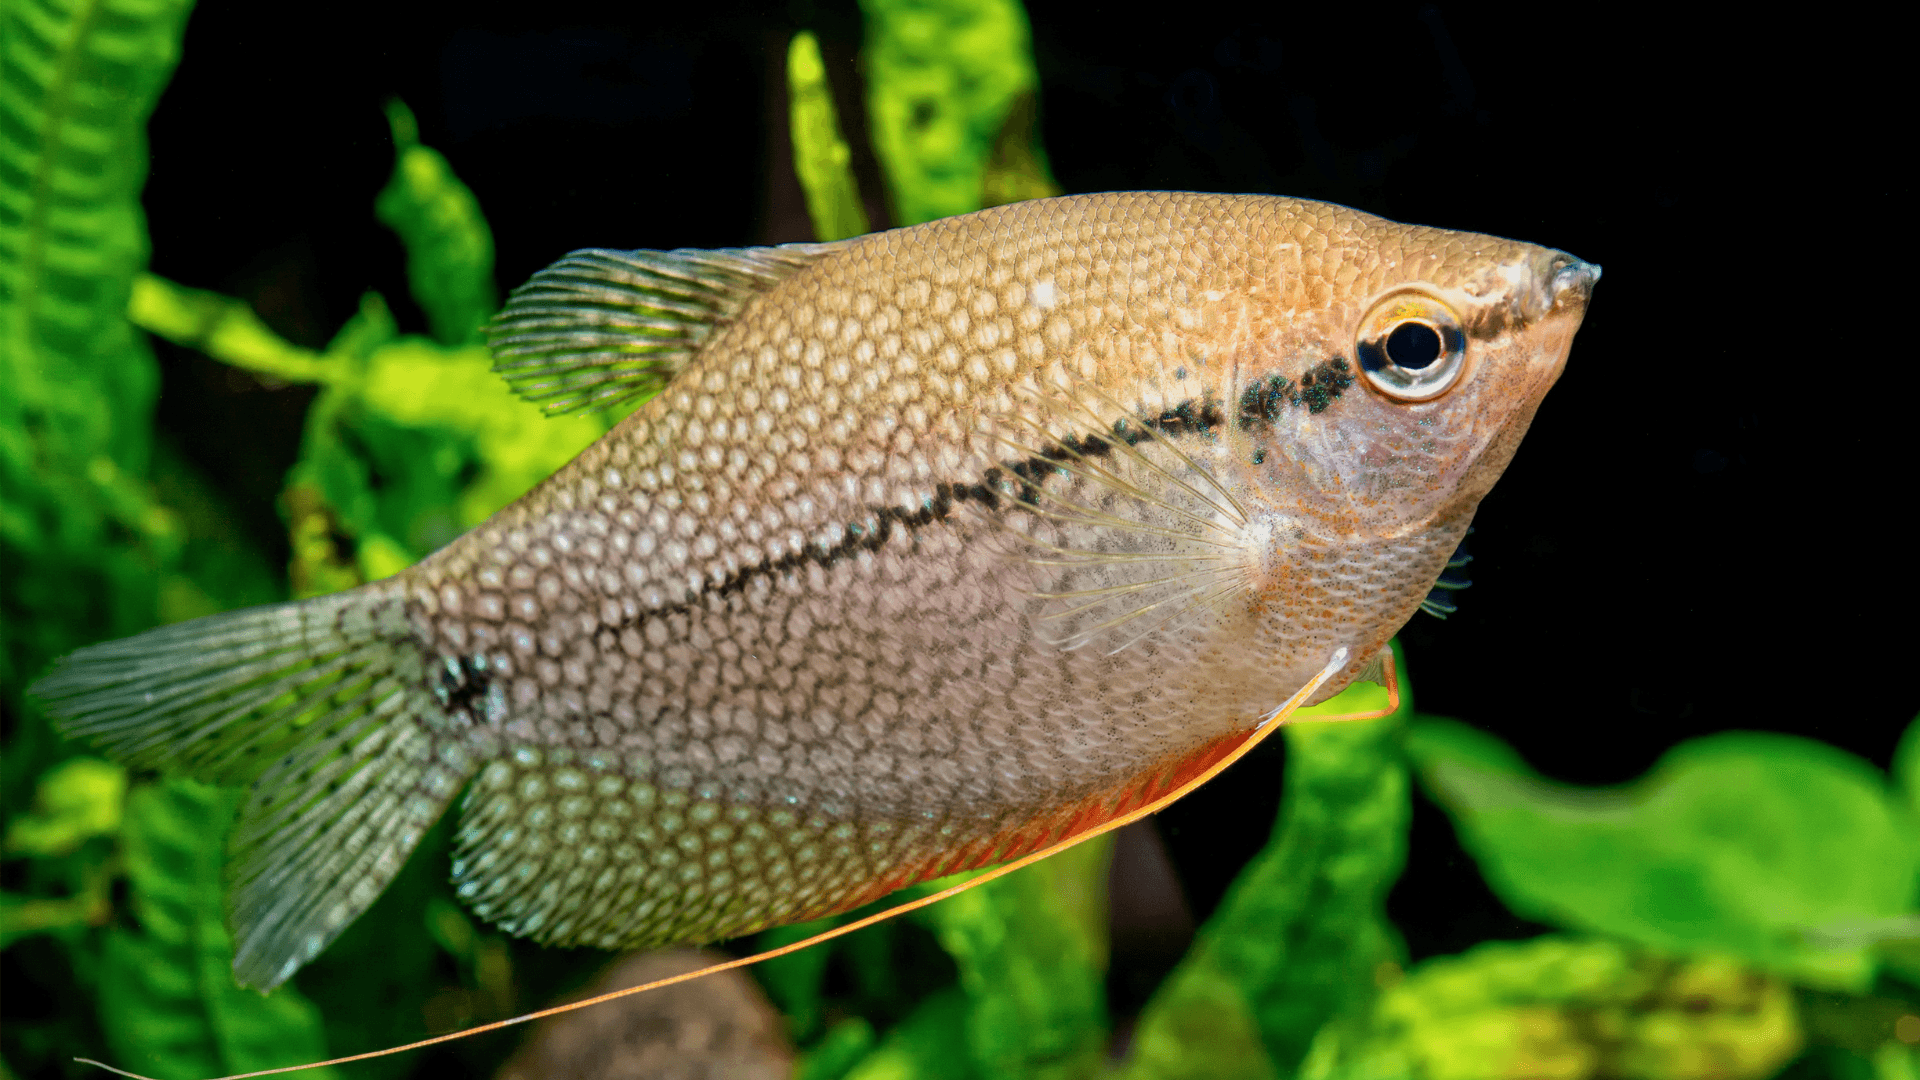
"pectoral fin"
1419,529,1474,619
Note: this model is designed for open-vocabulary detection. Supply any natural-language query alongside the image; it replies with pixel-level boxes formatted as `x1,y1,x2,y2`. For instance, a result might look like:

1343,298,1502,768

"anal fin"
103,649,1360,1080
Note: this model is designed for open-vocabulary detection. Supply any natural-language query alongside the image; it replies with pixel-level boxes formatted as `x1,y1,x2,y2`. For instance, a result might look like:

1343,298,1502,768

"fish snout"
1549,258,1601,311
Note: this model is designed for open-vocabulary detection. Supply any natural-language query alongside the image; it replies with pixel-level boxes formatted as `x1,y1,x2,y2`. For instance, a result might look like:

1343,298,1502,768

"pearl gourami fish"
31,191,1598,991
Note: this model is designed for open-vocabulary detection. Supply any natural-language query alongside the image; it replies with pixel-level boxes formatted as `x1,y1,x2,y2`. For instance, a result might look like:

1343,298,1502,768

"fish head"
1190,201,1599,694
1352,237,1600,515
1230,206,1599,545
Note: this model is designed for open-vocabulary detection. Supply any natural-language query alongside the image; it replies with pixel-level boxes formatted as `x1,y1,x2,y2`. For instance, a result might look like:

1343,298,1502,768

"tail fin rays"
28,586,473,989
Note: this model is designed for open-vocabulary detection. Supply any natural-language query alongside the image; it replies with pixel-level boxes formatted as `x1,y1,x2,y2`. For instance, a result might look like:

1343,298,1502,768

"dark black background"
142,0,1909,1021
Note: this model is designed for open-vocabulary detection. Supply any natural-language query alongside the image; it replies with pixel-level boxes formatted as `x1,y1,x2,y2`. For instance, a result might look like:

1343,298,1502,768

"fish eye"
1354,290,1466,401
1386,322,1441,369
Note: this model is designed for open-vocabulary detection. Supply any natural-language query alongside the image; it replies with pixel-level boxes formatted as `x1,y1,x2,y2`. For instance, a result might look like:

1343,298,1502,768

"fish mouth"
1549,258,1601,313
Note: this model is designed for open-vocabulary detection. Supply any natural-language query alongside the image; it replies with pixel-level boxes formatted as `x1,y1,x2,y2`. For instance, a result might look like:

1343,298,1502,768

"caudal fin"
28,584,474,989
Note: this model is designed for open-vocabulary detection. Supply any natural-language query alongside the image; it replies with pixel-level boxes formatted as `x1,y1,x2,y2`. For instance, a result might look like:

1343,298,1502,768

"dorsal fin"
487,241,852,416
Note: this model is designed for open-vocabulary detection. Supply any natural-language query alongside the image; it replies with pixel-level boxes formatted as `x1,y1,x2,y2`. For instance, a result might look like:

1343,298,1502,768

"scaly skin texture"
371,192,1594,951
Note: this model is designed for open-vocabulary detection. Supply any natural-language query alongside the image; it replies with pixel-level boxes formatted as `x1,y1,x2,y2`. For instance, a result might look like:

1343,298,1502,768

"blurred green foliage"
1408,723,1920,992
130,100,614,594
100,780,338,1079
2,1,1916,1078
375,99,497,347
915,834,1113,1078
789,31,872,242
0,0,199,716
855,0,1060,225
5,758,125,861
1,0,613,1071
1896,722,1920,819
1,758,123,952
1302,937,1805,1080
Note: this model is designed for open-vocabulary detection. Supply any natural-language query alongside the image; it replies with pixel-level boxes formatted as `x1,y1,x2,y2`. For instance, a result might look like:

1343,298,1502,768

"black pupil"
1386,322,1443,370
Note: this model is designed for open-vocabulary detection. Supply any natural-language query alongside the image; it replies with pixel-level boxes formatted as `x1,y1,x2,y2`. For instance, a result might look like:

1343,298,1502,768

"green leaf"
0,887,105,949
788,31,871,242
915,833,1112,1080
1124,640,1414,1078
979,87,1060,210
1121,963,1279,1080
857,0,1053,226
218,135,611,597
794,1017,879,1080
843,987,978,1080
1409,720,1920,989
99,778,339,1079
1895,714,1919,820
128,272,330,382
1874,1042,1920,1080
288,335,614,573
0,0,196,691
1301,937,1804,1080
375,98,496,346
326,288,400,360
3,755,124,856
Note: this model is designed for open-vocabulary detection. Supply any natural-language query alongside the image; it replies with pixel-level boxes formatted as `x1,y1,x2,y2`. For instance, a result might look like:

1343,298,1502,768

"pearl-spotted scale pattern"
398,192,1586,951
452,747,940,948
449,725,1250,953
29,192,1593,984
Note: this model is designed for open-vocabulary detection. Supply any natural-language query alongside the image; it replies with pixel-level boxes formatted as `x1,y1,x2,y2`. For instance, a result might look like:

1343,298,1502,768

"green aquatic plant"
788,30,872,243
374,99,496,349
4,1,1916,1078
99,780,339,1080
1407,721,1920,991
1119,664,1412,1080
856,0,1059,226
130,101,616,596
1301,937,1805,1080
1396,718,1920,1079
0,0,197,704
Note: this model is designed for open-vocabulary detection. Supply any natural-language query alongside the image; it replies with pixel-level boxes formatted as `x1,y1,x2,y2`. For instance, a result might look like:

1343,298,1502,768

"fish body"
31,192,1597,988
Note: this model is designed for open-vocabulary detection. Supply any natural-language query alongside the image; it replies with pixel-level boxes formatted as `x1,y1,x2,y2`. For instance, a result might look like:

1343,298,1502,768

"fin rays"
1419,528,1475,619
1036,566,1248,654
990,419,1236,540
987,377,1259,654
1064,381,1251,528
489,242,848,416
28,589,473,990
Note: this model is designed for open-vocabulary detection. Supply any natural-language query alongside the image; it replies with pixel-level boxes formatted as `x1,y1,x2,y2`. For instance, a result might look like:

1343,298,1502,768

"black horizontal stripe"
428,368,1357,703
